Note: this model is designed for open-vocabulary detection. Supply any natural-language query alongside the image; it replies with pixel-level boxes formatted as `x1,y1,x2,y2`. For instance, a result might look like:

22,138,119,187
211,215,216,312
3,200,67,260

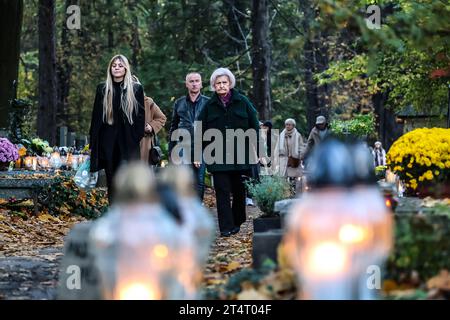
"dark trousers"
101,146,123,204
212,170,248,233
192,162,206,201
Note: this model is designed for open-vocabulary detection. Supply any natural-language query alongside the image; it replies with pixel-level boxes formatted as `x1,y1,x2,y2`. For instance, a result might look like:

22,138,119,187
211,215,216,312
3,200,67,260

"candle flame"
339,224,367,244
307,242,347,277
153,244,168,258
118,283,158,300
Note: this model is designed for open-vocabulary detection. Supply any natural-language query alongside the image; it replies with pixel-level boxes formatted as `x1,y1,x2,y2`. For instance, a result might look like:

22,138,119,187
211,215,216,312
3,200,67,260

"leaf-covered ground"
0,207,86,299
1,187,449,300
202,188,256,290
0,187,258,299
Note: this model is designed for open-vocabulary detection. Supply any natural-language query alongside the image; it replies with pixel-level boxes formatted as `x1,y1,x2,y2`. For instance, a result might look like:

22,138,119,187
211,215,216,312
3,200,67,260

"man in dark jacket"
168,72,209,201
197,68,260,237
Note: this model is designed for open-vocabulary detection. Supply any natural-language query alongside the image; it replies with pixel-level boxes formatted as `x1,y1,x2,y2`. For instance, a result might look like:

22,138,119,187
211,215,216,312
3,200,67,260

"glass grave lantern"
90,163,197,300
284,138,393,300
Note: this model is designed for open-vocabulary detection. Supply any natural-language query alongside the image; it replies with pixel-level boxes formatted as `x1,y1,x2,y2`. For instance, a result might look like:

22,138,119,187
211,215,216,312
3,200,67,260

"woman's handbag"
287,156,300,168
148,134,163,166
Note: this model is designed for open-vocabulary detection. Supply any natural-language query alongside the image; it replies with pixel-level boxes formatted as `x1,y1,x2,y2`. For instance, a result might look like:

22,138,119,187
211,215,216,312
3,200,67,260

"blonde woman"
89,54,145,203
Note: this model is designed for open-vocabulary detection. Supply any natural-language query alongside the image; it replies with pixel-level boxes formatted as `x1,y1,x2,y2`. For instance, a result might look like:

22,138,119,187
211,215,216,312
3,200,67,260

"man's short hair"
185,72,201,82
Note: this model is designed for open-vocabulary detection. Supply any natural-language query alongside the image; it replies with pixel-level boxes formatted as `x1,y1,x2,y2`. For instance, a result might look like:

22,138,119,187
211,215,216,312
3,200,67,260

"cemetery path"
0,188,259,300
0,247,62,299
0,208,84,300
202,192,260,294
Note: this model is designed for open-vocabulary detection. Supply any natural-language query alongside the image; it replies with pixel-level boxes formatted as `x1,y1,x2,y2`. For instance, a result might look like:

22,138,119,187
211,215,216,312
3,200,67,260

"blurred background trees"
6,0,449,147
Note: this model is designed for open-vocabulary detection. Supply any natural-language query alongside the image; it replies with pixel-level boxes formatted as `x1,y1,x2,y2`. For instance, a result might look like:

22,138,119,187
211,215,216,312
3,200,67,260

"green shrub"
37,176,108,219
330,113,376,139
245,175,291,216
387,213,450,282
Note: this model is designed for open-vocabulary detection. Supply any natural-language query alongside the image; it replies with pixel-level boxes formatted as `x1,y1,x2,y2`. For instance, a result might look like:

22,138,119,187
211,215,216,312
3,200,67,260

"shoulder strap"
152,133,160,146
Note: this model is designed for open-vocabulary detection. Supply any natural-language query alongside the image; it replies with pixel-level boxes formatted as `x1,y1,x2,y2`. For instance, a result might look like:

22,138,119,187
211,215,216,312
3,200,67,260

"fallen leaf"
427,270,450,290
237,288,270,300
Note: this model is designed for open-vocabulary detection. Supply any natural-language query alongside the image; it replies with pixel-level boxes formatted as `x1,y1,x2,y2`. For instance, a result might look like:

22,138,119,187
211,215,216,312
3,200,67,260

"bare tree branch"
231,6,252,63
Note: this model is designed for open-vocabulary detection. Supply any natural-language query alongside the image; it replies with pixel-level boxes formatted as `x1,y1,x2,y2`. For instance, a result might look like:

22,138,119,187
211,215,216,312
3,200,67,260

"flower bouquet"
387,128,450,197
0,137,19,170
21,138,54,156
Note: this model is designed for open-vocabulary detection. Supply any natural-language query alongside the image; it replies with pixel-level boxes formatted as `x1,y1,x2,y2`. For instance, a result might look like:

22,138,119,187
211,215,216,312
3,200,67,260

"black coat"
197,89,260,173
89,81,145,172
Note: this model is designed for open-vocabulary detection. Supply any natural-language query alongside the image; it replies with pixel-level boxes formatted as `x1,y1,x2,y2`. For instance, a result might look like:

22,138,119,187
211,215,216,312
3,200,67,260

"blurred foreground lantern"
284,139,393,300
90,162,198,300
159,166,215,298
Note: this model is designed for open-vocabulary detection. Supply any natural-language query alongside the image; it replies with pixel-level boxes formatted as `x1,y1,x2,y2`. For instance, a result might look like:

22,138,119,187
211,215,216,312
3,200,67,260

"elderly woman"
197,67,260,237
274,118,305,179
372,141,386,167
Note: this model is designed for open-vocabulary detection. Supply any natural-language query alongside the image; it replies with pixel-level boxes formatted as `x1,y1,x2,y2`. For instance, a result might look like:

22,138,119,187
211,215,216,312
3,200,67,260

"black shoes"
220,226,240,237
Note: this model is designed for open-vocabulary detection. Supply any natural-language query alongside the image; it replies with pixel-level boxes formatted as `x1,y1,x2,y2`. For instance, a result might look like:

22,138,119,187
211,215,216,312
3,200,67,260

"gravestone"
59,126,68,147
67,132,76,148
252,229,284,269
96,169,107,188
75,135,88,149
274,199,300,229
57,222,102,299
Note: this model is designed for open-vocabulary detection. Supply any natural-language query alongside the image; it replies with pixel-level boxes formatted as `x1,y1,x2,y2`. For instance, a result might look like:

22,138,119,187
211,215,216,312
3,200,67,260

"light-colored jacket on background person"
140,96,167,162
274,128,305,177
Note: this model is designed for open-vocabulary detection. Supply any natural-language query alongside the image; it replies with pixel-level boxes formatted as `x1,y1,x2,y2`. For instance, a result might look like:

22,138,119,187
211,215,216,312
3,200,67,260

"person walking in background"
197,67,259,237
302,115,329,163
89,54,145,203
168,72,209,201
372,141,386,167
259,120,278,175
274,118,305,183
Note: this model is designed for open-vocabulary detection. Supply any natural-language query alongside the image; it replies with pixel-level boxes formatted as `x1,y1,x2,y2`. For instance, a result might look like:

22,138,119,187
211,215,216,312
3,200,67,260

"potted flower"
0,137,19,170
387,128,450,198
245,175,291,232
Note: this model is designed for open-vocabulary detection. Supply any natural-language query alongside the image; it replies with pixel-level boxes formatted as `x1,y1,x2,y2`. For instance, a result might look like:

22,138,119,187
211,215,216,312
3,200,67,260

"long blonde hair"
103,54,139,125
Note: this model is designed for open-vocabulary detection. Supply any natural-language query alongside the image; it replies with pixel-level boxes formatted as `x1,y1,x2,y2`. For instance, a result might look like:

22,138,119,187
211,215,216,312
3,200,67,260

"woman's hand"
145,123,153,134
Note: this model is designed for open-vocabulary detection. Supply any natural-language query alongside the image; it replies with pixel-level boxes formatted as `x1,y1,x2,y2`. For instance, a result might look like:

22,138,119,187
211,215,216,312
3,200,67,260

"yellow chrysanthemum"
386,128,450,190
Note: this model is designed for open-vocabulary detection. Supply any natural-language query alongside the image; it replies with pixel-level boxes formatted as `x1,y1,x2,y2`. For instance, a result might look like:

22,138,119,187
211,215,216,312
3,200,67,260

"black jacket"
168,94,209,154
89,81,145,172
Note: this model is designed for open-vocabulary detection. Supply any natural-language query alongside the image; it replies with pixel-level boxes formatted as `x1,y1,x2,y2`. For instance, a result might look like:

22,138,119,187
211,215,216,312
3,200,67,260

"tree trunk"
56,0,75,130
128,0,141,71
251,0,272,120
0,0,23,129
299,0,330,131
38,0,57,145
373,91,404,150
107,0,114,49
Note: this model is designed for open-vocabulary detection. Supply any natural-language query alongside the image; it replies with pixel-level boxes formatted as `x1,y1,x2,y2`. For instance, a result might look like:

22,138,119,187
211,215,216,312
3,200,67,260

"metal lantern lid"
307,138,376,188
